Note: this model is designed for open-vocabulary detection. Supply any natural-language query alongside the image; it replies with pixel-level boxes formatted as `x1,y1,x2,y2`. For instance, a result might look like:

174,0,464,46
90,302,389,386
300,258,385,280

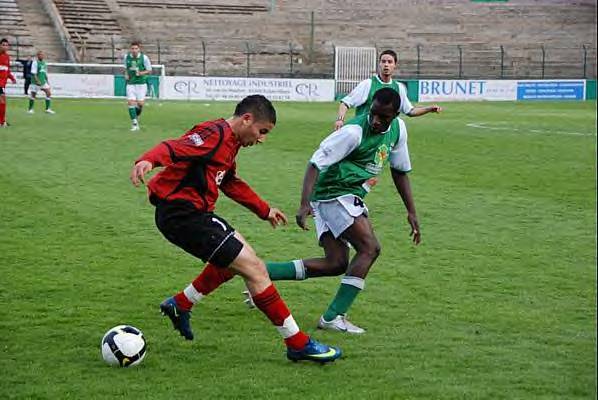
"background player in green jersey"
334,49,441,130
28,51,55,115
256,88,420,334
124,41,152,131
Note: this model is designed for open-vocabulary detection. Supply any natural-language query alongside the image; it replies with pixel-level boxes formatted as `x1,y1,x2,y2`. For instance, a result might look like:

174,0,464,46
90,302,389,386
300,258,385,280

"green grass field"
0,98,595,400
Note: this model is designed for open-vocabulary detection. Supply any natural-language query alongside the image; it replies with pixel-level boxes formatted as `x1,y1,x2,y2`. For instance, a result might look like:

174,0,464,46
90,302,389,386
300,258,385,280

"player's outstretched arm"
219,166,273,222
408,104,442,117
296,163,320,230
220,175,288,229
390,168,421,245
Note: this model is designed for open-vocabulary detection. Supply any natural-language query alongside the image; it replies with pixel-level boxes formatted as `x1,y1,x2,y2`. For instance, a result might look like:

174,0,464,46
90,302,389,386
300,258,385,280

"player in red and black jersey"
131,95,342,363
0,38,17,128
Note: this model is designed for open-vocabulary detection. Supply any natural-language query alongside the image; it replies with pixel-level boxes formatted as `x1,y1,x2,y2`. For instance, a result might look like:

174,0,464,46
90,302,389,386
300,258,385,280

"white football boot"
45,109,56,114
317,314,365,334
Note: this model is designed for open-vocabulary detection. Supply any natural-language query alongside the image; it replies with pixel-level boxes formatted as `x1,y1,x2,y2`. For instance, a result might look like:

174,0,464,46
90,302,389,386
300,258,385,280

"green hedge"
586,80,596,100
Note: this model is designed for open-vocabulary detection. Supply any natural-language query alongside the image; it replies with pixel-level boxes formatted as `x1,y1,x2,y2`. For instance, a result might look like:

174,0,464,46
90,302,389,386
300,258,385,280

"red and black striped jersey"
136,118,270,219
0,52,15,88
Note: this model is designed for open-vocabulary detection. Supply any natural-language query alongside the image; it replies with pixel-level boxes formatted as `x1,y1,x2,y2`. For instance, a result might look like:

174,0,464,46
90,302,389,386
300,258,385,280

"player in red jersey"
0,38,17,128
130,95,342,363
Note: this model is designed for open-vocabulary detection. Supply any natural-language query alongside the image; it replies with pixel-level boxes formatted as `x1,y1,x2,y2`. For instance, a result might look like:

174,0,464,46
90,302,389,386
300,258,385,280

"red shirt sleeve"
135,124,222,167
220,162,270,220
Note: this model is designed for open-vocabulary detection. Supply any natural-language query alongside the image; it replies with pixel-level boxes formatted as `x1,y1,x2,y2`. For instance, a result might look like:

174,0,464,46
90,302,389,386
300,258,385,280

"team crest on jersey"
365,144,390,174
375,144,389,167
188,133,204,146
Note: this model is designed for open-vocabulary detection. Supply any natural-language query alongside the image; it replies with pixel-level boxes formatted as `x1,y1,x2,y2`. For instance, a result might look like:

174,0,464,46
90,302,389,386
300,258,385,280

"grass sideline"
0,98,596,399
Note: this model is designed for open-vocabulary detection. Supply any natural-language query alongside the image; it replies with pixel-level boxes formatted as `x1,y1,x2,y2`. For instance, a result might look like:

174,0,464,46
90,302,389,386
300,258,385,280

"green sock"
322,276,364,321
28,98,34,110
128,106,137,120
266,260,306,281
45,98,51,110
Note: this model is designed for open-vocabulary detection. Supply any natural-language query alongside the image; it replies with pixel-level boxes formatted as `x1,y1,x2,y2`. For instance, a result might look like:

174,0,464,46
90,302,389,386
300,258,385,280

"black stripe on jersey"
166,122,226,211
163,123,219,164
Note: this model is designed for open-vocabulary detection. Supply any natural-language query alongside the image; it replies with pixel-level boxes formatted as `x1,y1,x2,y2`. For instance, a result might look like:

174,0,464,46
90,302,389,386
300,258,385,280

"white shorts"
29,83,50,93
311,194,369,240
126,84,147,101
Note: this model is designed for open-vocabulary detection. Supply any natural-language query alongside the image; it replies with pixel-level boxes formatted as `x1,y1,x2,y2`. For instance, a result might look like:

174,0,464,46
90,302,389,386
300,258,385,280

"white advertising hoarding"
419,80,518,102
2,72,26,96
419,79,586,102
49,73,114,98
4,73,114,98
162,76,335,102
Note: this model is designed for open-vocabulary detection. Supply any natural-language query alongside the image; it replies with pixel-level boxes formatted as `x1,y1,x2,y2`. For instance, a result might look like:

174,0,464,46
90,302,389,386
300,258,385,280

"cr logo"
174,80,200,95
295,83,319,97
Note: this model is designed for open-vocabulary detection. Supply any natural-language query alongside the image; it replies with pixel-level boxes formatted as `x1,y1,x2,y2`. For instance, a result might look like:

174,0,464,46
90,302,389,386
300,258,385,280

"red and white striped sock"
252,284,309,351
173,263,234,311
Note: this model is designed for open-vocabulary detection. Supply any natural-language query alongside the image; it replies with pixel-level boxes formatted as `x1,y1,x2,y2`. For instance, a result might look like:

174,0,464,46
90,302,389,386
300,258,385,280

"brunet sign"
419,79,586,101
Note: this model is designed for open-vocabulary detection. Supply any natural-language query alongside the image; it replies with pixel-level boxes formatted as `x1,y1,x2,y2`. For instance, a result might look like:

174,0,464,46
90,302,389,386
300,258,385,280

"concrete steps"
15,0,67,61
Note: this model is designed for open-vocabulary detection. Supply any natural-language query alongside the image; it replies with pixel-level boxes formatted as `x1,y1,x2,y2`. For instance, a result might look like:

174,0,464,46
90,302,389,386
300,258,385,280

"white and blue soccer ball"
101,325,147,367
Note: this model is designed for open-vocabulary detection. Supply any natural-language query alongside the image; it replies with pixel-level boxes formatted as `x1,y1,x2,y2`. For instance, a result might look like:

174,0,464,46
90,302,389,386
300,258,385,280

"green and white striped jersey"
31,58,48,85
124,52,152,85
310,113,411,201
342,75,413,117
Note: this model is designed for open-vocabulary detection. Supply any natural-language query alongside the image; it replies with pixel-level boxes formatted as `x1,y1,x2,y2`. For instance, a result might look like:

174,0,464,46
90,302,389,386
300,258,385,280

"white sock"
341,275,365,290
293,259,306,280
183,284,204,305
276,315,300,338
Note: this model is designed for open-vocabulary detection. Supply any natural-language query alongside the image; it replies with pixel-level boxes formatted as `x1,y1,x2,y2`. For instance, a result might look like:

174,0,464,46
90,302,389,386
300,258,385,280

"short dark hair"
131,41,141,47
234,95,277,124
379,49,397,63
372,87,401,114
0,38,8,45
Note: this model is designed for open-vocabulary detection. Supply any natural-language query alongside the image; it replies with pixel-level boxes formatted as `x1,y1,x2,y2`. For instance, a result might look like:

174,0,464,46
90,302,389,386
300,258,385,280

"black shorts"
152,197,244,268
0,87,4,95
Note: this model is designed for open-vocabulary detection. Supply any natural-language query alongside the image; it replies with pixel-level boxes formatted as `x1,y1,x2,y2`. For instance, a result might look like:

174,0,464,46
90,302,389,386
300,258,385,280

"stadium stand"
11,0,69,61
115,0,268,15
49,0,126,62
109,0,598,78
0,0,35,58
4,0,596,78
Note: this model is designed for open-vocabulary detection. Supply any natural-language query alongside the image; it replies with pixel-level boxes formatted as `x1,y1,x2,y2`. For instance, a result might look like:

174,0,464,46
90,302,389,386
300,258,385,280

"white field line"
466,122,595,137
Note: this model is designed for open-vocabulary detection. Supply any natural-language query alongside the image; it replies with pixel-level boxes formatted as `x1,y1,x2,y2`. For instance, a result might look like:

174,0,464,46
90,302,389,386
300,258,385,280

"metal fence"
8,35,597,80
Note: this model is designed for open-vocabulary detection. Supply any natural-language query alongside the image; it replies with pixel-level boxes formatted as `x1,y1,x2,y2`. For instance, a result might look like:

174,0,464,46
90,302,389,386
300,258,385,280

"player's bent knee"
360,240,381,261
230,246,269,282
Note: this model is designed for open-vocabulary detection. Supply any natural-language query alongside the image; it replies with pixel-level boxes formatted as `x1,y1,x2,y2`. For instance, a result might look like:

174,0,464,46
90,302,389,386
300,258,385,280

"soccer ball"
101,325,147,367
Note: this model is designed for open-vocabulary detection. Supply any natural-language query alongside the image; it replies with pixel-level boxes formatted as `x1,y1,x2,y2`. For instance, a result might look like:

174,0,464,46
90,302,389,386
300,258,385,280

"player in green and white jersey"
124,41,152,131
254,88,421,334
334,50,441,130
28,51,55,114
